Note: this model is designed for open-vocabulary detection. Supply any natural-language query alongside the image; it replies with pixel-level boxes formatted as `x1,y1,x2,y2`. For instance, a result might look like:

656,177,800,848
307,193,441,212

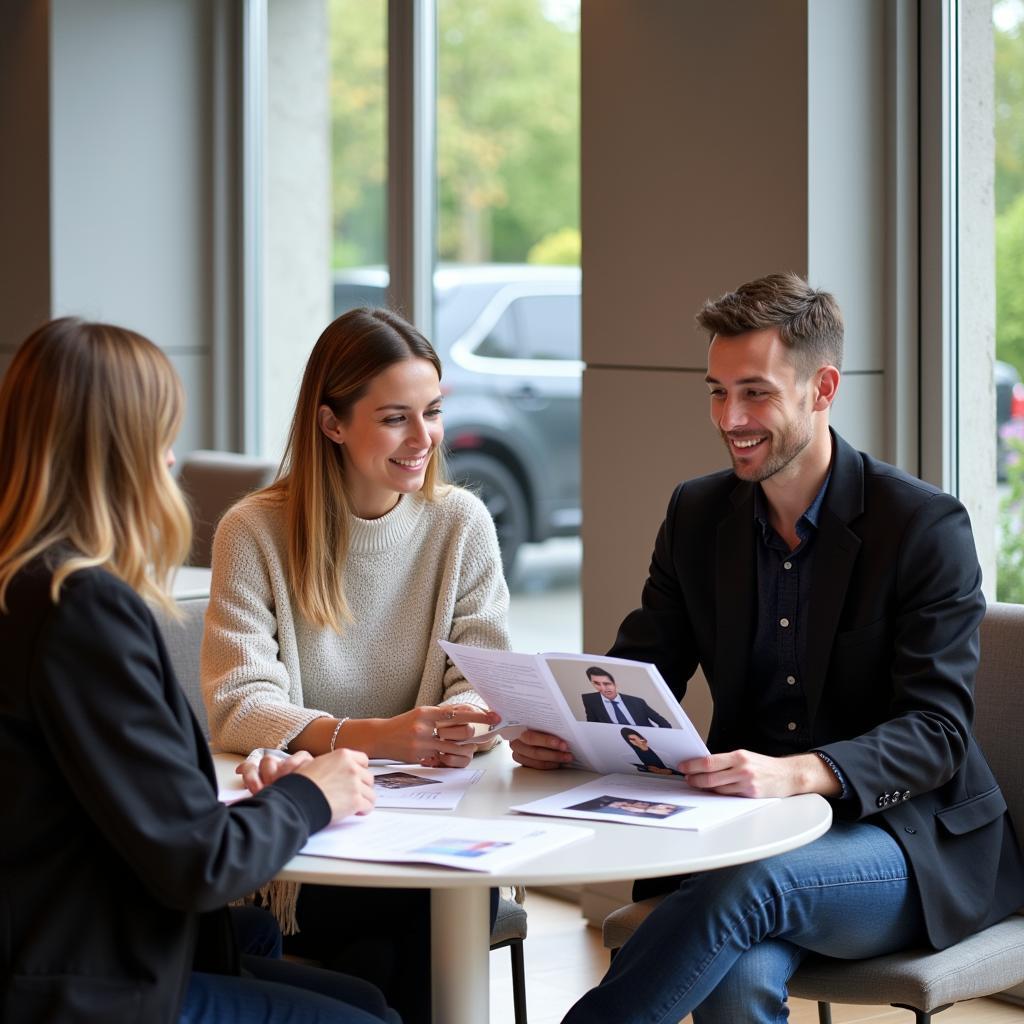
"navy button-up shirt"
743,473,830,757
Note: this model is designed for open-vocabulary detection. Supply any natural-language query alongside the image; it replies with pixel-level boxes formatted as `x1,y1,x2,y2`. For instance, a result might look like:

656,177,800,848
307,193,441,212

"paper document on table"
512,774,778,830
439,640,709,775
300,811,592,873
371,765,482,809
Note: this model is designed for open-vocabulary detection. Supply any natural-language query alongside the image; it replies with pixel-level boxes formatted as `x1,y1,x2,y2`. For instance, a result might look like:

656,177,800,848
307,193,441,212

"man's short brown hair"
696,272,844,376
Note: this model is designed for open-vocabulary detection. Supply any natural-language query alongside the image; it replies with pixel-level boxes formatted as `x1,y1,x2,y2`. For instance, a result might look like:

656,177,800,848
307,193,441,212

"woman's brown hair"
0,317,191,612
258,307,446,632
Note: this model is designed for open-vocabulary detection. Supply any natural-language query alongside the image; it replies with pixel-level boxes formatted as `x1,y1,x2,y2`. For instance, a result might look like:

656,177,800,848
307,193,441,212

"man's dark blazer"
613,431,1024,950
0,562,331,1023
581,691,671,727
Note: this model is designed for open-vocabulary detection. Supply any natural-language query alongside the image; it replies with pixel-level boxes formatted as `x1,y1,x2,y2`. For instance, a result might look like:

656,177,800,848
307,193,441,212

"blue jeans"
181,906,400,1023
181,963,399,1024
562,821,927,1024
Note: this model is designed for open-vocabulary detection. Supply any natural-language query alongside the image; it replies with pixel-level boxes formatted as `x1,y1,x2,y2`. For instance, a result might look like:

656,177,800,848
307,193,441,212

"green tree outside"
329,0,580,269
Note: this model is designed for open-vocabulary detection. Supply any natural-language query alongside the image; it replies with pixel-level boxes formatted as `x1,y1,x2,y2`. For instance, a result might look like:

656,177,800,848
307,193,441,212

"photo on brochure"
374,771,443,791
566,794,694,820
545,657,679,729
414,838,513,858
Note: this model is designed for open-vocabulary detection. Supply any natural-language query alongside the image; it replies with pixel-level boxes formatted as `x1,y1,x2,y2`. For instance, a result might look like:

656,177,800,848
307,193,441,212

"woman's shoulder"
215,489,288,550
427,483,493,525
417,486,503,566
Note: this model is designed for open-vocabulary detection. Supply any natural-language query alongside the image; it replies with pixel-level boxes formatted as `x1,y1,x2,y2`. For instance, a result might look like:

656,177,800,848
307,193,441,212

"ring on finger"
444,710,456,720
431,726,439,739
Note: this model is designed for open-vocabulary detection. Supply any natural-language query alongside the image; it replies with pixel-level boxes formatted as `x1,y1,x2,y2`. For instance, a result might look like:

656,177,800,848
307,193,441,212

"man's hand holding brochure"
441,640,779,831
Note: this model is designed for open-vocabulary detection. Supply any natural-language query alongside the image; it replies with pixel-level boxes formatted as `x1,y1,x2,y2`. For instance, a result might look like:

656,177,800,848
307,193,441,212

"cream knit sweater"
201,486,511,753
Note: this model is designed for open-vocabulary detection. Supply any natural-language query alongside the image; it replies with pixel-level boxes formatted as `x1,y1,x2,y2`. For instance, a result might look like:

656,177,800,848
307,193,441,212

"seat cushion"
787,916,1024,1012
602,895,666,952
491,896,528,946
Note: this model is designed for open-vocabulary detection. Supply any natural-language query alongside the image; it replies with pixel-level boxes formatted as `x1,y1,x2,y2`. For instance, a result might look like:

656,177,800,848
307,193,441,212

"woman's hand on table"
382,704,500,768
510,728,573,770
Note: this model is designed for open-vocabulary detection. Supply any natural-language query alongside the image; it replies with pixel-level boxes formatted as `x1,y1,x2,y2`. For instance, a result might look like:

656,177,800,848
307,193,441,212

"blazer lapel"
803,432,864,723
715,481,757,730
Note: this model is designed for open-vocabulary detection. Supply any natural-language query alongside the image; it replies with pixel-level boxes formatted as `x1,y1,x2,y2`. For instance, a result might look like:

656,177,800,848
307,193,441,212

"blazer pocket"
833,618,889,649
934,785,1008,836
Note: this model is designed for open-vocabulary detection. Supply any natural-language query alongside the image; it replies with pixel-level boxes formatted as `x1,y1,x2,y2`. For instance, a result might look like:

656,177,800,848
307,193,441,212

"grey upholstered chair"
176,449,278,567
601,601,1024,1023
154,595,531,1024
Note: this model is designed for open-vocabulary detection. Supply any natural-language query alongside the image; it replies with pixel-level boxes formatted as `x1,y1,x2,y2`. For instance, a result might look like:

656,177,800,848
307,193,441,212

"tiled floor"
488,891,1024,1024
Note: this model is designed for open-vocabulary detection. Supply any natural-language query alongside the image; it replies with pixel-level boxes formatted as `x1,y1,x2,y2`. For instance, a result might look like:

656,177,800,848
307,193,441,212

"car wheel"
447,452,529,578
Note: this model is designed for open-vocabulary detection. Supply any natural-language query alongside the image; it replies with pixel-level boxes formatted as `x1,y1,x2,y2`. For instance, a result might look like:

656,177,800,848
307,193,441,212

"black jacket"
615,431,1024,949
0,561,331,1023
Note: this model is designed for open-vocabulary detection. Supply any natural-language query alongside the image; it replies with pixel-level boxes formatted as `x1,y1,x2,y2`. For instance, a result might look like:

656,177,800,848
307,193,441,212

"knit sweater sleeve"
201,501,332,753
438,491,513,708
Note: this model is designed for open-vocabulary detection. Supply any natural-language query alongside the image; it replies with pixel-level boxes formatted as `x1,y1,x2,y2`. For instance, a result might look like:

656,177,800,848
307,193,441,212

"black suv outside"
333,264,582,574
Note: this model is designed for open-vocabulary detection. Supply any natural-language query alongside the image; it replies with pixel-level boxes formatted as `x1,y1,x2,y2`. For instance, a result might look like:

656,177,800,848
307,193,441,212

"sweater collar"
347,493,425,553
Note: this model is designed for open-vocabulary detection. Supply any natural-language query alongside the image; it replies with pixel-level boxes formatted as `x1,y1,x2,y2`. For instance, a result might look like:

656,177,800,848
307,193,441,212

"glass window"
994,0,1024,601
514,294,581,361
329,0,388,284
436,0,581,651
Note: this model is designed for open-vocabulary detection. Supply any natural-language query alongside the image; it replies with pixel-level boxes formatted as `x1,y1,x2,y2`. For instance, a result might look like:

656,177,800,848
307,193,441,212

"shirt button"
783,561,793,570
780,617,790,628
786,675,796,686
786,721,797,731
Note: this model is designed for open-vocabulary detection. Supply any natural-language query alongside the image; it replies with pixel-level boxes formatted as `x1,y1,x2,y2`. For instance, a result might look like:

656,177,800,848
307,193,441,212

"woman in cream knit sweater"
200,307,511,1023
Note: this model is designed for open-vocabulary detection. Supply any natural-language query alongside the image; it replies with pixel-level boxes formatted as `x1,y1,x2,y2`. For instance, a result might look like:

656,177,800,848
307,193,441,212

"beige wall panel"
582,0,809,371
582,366,726,652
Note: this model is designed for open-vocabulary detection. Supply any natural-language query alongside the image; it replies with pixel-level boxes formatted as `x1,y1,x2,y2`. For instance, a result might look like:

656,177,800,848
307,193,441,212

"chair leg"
510,939,528,1024
891,1001,953,1022
817,1002,833,1024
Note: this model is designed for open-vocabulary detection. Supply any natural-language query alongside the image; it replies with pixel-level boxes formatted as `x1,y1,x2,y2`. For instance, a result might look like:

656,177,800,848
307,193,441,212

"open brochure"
299,810,591,873
440,641,709,776
512,773,778,831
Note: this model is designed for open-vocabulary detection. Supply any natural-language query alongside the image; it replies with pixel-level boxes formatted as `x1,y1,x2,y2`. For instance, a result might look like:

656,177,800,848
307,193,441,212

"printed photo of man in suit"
580,666,671,727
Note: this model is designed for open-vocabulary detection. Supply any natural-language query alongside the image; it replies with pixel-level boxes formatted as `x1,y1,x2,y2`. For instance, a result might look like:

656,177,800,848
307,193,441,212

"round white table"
171,566,213,601
216,746,832,1023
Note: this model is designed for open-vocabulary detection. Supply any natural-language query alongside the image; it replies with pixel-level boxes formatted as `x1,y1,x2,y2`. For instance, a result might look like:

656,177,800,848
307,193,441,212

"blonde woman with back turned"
200,307,511,1022
0,318,399,1024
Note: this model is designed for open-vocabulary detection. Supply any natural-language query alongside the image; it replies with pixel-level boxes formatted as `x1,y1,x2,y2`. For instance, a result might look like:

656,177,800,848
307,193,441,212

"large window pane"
995,0,1024,601
436,0,581,650
329,0,388,274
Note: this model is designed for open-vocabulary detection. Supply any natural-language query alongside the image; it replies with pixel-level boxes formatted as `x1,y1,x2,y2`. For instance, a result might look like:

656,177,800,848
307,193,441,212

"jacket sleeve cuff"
271,772,332,832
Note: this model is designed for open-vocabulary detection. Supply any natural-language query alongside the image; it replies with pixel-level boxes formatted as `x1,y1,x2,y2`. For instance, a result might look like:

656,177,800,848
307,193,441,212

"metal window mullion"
918,0,959,494
388,0,436,334
241,0,267,455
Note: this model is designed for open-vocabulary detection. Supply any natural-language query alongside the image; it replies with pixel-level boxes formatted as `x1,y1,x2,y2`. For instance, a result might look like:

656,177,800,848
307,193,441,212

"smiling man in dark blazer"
509,274,1024,1024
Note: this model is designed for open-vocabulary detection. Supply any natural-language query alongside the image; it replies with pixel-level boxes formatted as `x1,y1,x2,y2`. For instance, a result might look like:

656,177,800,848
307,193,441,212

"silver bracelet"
329,717,349,751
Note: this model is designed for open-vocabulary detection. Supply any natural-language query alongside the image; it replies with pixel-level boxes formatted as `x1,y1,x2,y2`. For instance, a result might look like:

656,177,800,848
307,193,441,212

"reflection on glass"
994,1,1024,600
436,0,581,650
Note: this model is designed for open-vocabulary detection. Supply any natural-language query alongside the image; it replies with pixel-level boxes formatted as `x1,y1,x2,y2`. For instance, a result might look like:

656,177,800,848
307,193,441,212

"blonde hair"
259,307,446,632
0,317,192,613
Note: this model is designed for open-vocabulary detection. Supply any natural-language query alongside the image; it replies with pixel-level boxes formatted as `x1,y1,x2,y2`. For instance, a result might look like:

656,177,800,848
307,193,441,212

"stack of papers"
299,811,591,873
